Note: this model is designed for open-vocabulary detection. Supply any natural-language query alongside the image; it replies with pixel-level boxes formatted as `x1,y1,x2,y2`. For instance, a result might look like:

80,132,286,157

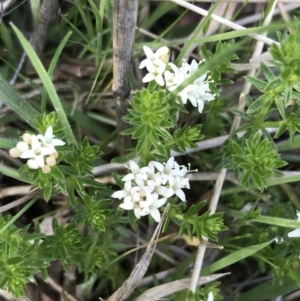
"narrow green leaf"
10,23,76,145
0,198,38,235
0,164,30,183
260,63,275,81
274,95,286,118
201,239,274,275
0,137,17,149
50,166,65,181
111,152,137,164
244,76,267,91
41,31,73,112
236,277,298,301
264,78,283,91
43,185,52,202
0,77,41,129
247,94,272,114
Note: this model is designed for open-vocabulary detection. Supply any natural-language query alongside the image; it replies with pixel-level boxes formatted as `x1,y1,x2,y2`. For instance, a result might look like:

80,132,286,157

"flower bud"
49,151,58,159
46,156,56,167
42,165,51,174
22,133,32,144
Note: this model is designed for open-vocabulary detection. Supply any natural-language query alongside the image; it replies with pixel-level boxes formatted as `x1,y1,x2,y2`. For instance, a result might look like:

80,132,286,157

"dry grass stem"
113,0,138,151
169,0,279,46
106,205,170,301
0,189,41,213
134,273,230,301
187,0,278,295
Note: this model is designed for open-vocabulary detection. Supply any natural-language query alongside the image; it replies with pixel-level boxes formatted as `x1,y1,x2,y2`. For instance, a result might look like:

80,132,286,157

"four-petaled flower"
37,126,65,148
139,45,170,86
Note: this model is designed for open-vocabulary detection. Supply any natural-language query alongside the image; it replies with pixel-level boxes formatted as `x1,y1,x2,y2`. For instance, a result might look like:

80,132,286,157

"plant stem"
186,0,278,297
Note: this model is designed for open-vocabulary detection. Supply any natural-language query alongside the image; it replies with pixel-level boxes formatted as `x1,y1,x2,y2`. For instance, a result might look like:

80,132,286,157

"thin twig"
155,0,298,2
106,205,170,301
0,185,31,199
92,128,277,175
236,3,300,26
27,0,59,72
187,0,278,296
0,189,41,213
169,0,279,46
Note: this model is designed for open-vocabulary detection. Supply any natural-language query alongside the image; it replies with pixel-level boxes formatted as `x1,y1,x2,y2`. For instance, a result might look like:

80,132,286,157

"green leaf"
50,166,65,181
0,164,30,183
274,95,286,118
0,137,16,149
244,76,267,91
10,24,76,145
201,239,274,275
41,31,73,112
264,78,283,92
43,185,52,202
247,94,272,114
7,256,23,265
83,178,106,189
260,63,275,81
0,77,41,129
111,151,137,163
236,277,298,301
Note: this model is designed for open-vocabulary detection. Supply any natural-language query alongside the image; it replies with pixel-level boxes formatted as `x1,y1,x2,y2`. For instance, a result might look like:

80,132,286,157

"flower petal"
150,208,161,222
27,159,39,169
288,229,300,238
143,73,155,83
175,189,186,202
119,202,134,210
207,291,214,301
143,45,153,58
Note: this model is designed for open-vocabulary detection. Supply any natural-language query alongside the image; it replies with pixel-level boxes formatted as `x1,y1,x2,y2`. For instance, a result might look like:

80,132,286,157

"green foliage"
75,194,110,231
201,40,238,86
65,137,101,175
224,132,287,190
270,32,300,80
2,3,300,300
166,202,227,241
123,89,204,160
40,220,83,270
0,215,49,296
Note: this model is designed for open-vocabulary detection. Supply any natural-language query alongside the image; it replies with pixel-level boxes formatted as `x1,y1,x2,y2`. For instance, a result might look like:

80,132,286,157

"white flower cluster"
112,157,190,222
9,126,65,173
139,45,215,113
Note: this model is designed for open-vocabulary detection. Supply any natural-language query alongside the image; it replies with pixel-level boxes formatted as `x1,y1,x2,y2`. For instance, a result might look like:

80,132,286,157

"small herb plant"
1,2,300,301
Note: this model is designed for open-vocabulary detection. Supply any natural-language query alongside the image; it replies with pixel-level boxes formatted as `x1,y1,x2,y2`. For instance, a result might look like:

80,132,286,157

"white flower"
139,192,167,222
139,45,169,69
139,46,170,86
122,160,149,183
288,212,300,238
165,60,215,113
207,291,214,301
37,126,65,147
142,59,166,86
112,157,190,222
20,134,56,168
